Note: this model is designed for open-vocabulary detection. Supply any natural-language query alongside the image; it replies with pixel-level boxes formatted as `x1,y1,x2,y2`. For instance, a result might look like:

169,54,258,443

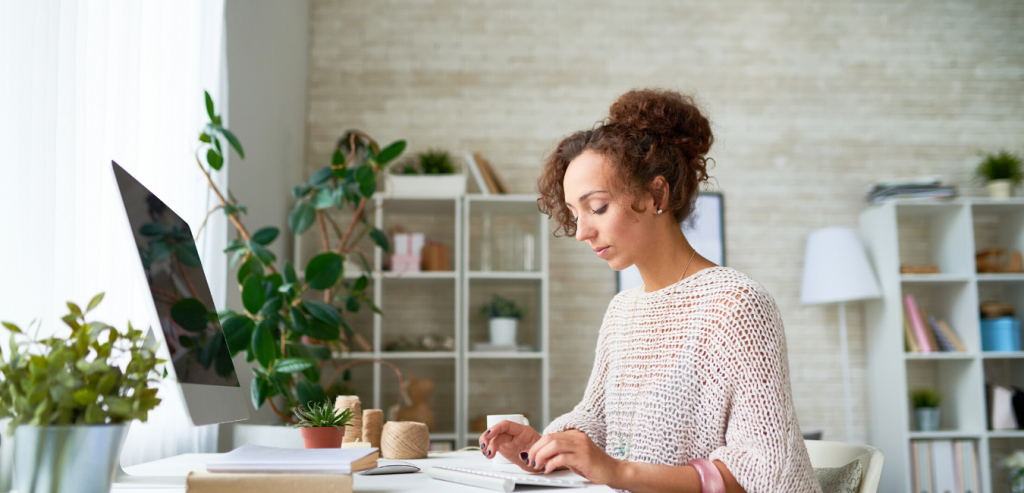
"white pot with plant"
910,387,942,432
292,399,354,449
975,150,1023,199
1,294,165,493
1001,450,1024,493
481,294,524,347
386,149,466,197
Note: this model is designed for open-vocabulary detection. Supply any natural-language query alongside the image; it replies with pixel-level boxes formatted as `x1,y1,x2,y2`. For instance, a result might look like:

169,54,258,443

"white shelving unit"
860,198,1024,493
295,194,550,447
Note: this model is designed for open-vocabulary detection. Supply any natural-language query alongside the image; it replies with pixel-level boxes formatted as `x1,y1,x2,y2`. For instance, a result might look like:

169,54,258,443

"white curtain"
0,0,230,466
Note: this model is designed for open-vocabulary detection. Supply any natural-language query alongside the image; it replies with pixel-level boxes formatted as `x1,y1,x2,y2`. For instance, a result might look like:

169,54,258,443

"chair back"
804,440,884,493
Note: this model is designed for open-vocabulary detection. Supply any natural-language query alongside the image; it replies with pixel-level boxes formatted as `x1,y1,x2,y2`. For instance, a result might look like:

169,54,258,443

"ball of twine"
335,396,362,443
362,409,384,448
381,421,429,459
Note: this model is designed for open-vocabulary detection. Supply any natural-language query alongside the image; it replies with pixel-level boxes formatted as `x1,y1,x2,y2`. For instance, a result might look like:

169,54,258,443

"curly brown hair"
537,89,713,237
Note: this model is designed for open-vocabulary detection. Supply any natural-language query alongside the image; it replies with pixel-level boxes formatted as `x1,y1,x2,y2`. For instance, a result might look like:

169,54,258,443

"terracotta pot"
300,426,344,449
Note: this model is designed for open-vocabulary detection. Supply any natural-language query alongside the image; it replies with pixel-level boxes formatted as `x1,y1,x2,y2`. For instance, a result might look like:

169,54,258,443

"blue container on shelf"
981,317,1021,352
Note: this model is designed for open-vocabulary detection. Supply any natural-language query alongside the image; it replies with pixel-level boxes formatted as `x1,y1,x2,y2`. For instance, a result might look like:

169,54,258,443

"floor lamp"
800,227,881,443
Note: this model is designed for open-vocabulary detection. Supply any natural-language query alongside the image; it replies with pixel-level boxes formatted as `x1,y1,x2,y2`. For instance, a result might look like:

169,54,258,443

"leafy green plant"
392,149,455,175
975,150,1024,186
0,293,165,433
480,294,525,319
195,91,406,423
292,399,354,431
910,388,942,409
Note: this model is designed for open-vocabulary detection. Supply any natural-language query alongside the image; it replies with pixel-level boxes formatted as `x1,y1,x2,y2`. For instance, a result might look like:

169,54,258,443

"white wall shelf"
861,198,1024,493
296,194,549,447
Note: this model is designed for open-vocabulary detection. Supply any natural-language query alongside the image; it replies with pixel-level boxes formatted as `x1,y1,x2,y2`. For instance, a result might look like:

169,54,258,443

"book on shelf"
473,153,509,194
904,294,934,353
463,152,490,196
911,439,978,493
902,294,966,354
904,310,921,353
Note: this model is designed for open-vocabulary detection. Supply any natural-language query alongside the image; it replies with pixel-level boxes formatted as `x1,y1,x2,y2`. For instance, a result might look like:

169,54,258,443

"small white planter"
488,318,518,346
232,423,304,449
988,179,1015,199
386,174,466,198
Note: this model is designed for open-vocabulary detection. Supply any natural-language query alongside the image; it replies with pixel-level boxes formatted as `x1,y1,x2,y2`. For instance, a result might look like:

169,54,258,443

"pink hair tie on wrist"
689,458,726,493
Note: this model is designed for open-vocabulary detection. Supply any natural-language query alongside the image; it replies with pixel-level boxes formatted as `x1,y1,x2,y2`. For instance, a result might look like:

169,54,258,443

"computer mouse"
358,463,422,475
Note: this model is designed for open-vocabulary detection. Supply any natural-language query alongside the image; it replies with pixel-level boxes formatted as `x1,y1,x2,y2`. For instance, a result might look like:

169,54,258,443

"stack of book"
464,152,509,194
186,444,378,493
910,440,979,493
904,294,967,353
865,176,957,204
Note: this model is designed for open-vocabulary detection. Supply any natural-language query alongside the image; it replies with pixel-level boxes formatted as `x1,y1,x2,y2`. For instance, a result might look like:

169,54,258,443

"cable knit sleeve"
707,282,820,493
542,299,618,449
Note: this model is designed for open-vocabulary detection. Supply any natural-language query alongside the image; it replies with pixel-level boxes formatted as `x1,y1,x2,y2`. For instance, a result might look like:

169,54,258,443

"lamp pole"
838,301,853,443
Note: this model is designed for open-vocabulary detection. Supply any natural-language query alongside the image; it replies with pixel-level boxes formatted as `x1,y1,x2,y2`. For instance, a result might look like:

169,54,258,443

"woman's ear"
649,176,670,214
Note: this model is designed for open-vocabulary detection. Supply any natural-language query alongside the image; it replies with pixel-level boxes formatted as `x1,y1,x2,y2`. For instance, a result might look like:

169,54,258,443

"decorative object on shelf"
865,175,957,203
910,388,942,431
362,409,384,448
471,342,534,352
380,421,430,459
194,92,398,423
387,149,465,197
974,150,1023,199
397,375,436,432
421,240,451,271
990,384,1020,430
900,263,941,274
481,294,525,348
2,294,165,493
293,399,355,449
326,358,407,425
801,227,882,442
976,248,1024,273
1000,449,1024,493
981,301,1021,351
334,396,363,443
383,334,455,352
392,232,425,273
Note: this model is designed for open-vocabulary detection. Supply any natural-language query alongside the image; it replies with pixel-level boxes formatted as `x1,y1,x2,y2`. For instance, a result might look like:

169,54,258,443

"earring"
657,209,663,215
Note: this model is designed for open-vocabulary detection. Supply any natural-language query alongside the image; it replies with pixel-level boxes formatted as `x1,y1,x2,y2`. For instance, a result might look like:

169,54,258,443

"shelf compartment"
895,203,974,276
467,351,545,359
380,358,457,435
466,358,543,436
988,436,1024,492
380,197,458,274
906,358,986,433
902,281,981,353
466,197,543,273
380,277,457,345
468,278,542,351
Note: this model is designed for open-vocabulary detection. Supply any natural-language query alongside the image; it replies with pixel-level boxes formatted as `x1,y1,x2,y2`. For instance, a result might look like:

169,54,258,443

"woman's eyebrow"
565,190,608,207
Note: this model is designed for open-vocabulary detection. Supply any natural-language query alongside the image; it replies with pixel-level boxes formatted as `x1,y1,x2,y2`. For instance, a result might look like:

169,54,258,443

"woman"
479,89,820,493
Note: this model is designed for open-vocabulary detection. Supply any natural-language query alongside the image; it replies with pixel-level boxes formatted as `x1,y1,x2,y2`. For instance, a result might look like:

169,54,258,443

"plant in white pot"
292,399,354,449
975,150,1023,199
480,294,525,348
0,293,165,493
387,149,465,197
911,387,942,432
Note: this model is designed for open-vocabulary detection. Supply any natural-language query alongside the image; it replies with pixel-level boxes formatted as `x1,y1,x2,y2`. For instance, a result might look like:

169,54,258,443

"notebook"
206,444,379,474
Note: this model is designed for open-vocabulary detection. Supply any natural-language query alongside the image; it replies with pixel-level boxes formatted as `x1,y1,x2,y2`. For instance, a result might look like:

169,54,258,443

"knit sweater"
544,266,821,493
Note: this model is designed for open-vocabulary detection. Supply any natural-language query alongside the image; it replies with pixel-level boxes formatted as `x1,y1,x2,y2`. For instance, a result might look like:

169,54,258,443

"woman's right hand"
479,420,542,471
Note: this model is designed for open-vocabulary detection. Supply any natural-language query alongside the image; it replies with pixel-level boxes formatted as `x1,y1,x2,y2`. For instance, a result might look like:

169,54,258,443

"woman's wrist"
610,459,634,488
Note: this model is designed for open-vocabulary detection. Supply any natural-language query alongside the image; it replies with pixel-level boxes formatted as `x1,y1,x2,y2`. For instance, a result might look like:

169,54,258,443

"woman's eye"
592,205,608,215
572,215,579,224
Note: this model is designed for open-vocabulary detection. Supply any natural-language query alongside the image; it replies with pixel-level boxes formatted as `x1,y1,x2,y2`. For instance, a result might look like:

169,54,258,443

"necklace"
613,248,698,460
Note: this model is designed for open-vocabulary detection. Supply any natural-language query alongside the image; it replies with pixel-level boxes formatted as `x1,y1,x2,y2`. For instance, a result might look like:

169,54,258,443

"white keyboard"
427,466,587,491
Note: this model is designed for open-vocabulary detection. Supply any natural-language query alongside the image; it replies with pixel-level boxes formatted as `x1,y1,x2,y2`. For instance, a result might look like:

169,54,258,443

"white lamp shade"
800,227,882,305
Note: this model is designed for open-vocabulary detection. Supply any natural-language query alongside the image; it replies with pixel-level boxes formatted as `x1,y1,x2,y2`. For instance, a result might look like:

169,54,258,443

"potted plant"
1,294,164,493
386,148,466,197
191,92,407,448
975,150,1023,199
480,294,525,347
1000,450,1024,493
292,399,354,449
910,387,942,431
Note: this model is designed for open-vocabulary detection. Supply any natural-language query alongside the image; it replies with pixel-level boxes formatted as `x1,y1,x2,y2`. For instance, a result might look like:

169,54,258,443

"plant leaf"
205,91,216,121
284,260,298,284
251,374,269,409
176,242,203,268
170,298,209,333
140,222,170,237
1,321,21,333
221,315,255,355
220,128,245,159
376,140,406,164
251,319,276,368
237,256,264,285
332,149,346,167
306,319,340,341
275,357,316,374
295,380,326,409
66,302,82,316
305,252,343,290
288,201,316,235
312,187,334,210
251,227,279,246
369,228,390,253
207,149,224,171
242,275,266,314
247,241,276,266
303,301,341,327
289,307,309,335
308,167,334,186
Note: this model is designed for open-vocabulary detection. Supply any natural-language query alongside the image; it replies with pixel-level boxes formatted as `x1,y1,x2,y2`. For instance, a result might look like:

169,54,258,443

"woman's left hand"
525,430,622,484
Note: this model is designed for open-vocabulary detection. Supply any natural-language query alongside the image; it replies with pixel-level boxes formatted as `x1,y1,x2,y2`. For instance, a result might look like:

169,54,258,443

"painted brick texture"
304,0,1024,443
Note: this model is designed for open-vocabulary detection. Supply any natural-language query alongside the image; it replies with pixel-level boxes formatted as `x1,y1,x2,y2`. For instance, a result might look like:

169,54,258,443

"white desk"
113,451,614,493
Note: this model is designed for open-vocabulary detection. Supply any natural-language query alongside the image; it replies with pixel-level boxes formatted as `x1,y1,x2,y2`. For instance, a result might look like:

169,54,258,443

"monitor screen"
112,163,239,388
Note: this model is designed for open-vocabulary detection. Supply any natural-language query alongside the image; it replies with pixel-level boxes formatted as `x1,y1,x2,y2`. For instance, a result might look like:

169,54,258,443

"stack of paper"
206,444,379,474
865,176,957,204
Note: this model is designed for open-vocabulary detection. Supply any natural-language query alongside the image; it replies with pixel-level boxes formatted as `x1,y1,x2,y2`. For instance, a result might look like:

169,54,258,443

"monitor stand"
111,421,188,488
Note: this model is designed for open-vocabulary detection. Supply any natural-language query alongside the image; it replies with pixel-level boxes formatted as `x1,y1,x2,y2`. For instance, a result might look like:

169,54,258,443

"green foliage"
292,399,354,430
0,294,165,434
479,294,525,319
196,93,401,422
975,150,1024,186
910,387,942,408
393,149,456,175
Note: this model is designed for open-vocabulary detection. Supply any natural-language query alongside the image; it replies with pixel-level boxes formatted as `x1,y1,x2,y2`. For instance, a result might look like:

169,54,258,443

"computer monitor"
111,161,249,426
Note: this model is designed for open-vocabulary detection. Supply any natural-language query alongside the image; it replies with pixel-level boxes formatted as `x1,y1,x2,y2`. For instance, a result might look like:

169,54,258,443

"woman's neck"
634,227,706,292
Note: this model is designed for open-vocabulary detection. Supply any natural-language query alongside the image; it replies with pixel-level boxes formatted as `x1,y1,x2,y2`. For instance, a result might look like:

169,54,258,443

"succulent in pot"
292,399,354,449
480,294,525,348
974,150,1023,199
0,293,165,493
910,387,942,432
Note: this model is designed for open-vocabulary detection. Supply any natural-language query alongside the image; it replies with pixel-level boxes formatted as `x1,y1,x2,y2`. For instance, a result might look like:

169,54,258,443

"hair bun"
607,89,712,156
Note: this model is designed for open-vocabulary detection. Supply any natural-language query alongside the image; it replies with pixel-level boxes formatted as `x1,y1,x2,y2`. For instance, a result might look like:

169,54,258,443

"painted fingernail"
481,448,487,456
531,460,537,468
520,452,529,461
485,430,491,436
480,442,486,450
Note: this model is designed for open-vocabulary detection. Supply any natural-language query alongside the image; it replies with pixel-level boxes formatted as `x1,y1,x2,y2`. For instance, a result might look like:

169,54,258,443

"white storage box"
385,174,466,198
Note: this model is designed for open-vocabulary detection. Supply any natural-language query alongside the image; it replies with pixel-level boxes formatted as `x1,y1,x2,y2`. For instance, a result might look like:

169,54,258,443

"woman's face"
563,150,653,271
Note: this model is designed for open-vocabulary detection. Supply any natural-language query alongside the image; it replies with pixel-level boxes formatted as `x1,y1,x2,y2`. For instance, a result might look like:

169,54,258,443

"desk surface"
114,451,614,493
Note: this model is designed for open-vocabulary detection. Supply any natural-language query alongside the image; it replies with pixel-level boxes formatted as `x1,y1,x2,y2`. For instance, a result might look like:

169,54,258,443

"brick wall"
304,0,1024,443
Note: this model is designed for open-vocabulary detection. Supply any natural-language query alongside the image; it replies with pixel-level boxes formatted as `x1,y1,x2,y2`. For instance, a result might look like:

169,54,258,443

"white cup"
486,414,530,466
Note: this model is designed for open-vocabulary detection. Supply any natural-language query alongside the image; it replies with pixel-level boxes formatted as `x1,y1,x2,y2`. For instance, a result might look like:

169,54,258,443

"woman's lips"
595,246,609,258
